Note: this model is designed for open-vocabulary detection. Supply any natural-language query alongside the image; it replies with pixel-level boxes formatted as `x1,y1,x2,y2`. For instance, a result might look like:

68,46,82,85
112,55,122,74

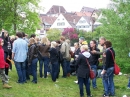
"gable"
76,17,90,26
51,14,72,28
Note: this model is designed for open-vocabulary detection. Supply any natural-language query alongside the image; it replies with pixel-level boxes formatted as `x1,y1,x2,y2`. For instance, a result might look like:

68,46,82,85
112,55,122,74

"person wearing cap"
79,37,88,46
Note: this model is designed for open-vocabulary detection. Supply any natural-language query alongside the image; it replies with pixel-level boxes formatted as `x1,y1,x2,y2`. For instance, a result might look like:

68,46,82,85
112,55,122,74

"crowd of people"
0,29,130,97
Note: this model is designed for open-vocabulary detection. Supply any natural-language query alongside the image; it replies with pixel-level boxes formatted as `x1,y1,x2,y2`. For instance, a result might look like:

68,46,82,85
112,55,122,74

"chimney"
59,6,60,14
73,18,75,24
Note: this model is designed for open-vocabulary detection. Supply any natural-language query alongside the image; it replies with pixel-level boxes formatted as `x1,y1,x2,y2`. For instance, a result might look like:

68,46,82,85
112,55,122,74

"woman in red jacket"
0,38,12,88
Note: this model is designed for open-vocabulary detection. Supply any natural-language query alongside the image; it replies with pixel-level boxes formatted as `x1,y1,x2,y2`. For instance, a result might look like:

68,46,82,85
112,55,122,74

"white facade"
76,17,92,32
51,14,72,29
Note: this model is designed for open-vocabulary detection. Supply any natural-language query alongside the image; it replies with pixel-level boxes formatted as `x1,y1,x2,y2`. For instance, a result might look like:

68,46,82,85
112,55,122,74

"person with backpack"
28,38,38,83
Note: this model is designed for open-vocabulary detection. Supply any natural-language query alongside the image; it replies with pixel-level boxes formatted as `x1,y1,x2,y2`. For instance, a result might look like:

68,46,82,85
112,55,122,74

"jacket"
0,46,7,68
39,44,50,57
75,51,91,78
60,41,70,60
104,47,115,70
89,47,100,66
49,48,59,64
1,32,9,54
28,44,38,63
94,46,106,65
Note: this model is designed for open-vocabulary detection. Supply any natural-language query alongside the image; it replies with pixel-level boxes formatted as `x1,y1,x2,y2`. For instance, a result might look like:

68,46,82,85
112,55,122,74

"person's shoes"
109,93,115,96
87,95,93,97
93,87,97,89
3,83,12,89
16,81,24,84
74,80,78,84
62,76,67,78
67,73,70,77
32,81,37,84
80,95,84,97
127,87,130,89
103,93,109,97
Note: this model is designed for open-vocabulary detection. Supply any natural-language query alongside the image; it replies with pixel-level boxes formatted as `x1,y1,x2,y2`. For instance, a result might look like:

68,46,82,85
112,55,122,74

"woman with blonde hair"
39,36,50,78
28,38,38,83
75,45,92,97
49,41,59,82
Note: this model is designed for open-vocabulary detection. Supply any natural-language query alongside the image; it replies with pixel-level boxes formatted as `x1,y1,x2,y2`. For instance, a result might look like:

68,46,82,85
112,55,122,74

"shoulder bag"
109,49,120,75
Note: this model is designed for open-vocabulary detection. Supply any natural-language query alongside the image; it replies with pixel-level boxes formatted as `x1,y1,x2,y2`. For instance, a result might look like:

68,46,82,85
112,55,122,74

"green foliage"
47,29,61,41
96,0,130,72
0,0,41,34
78,30,100,43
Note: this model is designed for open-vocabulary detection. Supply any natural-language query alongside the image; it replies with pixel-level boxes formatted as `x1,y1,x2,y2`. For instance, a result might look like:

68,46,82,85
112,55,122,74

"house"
80,6,100,19
74,12,92,17
80,6,96,13
46,5,67,17
76,16,92,32
39,14,57,35
51,13,81,29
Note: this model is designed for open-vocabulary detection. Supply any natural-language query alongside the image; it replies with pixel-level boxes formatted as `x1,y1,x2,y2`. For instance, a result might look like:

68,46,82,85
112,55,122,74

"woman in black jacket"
49,41,59,82
28,38,38,83
101,41,115,96
75,45,92,97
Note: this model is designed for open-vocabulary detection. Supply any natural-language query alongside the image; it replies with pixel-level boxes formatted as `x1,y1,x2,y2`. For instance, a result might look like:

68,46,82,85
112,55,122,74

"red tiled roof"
74,12,92,17
62,13,81,27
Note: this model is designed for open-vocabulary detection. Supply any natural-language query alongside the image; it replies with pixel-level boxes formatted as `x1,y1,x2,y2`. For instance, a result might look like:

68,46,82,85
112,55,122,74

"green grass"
0,65,130,97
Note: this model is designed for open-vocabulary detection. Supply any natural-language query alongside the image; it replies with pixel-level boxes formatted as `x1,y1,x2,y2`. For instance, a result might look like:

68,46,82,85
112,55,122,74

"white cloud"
39,0,110,13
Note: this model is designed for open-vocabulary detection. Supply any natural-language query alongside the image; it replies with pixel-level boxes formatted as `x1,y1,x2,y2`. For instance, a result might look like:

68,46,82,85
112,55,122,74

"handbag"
109,49,120,75
86,59,95,79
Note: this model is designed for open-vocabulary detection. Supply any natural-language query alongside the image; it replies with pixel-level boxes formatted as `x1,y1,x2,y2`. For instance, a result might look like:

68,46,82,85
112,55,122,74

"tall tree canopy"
96,0,130,72
0,0,41,34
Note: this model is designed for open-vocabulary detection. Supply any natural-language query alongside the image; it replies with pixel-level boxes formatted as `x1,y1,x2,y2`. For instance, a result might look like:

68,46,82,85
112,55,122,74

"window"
57,22,65,26
79,20,86,23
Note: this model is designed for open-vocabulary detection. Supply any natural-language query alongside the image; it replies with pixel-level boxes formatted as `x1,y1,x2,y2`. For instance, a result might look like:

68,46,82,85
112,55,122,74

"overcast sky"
39,0,110,13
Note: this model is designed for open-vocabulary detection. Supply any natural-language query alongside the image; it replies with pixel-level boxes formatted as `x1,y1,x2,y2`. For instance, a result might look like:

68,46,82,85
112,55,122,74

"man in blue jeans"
89,40,100,88
12,32,28,84
60,36,70,78
127,77,130,89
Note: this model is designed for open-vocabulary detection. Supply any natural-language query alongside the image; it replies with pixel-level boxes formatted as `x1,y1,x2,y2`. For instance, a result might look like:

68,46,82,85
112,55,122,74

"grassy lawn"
0,65,130,97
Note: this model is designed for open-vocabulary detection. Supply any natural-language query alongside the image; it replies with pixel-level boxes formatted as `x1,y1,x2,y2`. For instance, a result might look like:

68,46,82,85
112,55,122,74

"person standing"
0,38,12,88
39,37,50,78
60,36,70,78
75,45,92,97
91,37,106,78
12,32,28,84
28,38,38,83
1,29,10,75
127,78,130,89
101,41,115,96
89,40,100,89
49,41,59,82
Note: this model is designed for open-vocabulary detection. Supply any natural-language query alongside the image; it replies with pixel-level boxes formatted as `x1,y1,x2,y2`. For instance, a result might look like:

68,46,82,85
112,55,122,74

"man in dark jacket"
89,40,100,89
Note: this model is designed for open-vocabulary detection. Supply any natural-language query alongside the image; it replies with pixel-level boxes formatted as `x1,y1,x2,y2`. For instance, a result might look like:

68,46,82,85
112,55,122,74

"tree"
0,0,41,34
97,0,130,72
47,29,61,41
62,28,78,45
